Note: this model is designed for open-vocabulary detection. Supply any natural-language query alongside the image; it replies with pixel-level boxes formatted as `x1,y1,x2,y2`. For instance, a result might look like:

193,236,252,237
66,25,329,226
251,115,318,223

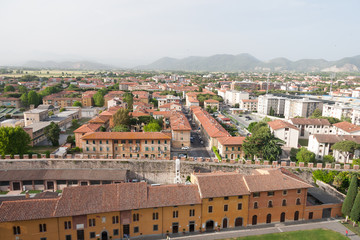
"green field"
226,229,347,240
21,190,42,194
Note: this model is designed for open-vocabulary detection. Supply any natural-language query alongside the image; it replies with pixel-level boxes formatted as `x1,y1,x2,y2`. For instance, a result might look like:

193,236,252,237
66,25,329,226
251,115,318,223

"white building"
268,120,299,148
284,98,323,119
333,121,360,135
289,118,333,139
224,90,249,106
351,107,360,126
240,99,258,112
258,95,287,116
308,134,360,163
322,103,352,120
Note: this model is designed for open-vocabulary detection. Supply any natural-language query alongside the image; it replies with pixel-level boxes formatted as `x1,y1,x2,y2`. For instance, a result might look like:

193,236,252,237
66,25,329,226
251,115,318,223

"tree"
71,119,80,129
59,108,66,112
113,108,130,127
0,126,31,155
44,122,61,146
350,191,360,222
144,120,162,132
112,125,130,132
234,103,240,108
18,85,27,94
27,90,40,107
123,92,133,110
342,175,358,217
323,155,335,163
262,135,285,162
66,135,75,145
331,140,360,164
296,147,315,164
250,122,267,134
4,85,15,92
269,106,275,116
311,108,322,118
73,101,82,107
20,93,28,107
150,98,158,108
290,148,300,162
92,92,105,107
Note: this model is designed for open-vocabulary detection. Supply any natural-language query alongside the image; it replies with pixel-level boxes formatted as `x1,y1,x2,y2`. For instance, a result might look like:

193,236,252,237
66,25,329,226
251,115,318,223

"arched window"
268,200,273,208
254,202,258,209
282,199,287,206
296,198,301,205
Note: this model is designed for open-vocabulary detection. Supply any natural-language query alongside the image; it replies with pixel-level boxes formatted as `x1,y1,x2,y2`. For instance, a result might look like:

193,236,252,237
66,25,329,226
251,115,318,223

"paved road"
168,219,360,240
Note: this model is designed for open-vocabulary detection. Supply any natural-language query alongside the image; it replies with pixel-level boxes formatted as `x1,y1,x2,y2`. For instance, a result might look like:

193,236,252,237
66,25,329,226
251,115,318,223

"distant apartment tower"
322,103,352,120
230,81,258,90
257,95,286,116
284,98,323,119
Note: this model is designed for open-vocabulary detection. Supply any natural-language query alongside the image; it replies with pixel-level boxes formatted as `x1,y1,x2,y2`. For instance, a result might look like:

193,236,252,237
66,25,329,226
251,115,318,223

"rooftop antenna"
174,159,181,184
266,72,270,94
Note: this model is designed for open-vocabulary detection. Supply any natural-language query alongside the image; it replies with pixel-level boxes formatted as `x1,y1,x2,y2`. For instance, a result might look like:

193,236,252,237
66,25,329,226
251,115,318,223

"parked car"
181,146,189,150
178,154,187,158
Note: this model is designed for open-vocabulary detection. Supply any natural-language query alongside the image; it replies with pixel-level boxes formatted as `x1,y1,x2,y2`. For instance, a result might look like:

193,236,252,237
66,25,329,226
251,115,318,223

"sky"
0,0,359,67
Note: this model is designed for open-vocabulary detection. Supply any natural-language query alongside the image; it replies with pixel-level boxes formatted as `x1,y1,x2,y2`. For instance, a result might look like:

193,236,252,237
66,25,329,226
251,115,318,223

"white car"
181,146,189,150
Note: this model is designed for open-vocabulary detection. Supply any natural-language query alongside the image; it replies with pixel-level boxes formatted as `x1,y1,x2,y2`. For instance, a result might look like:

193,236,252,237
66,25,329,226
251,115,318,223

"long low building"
0,169,128,191
0,168,342,239
81,132,172,160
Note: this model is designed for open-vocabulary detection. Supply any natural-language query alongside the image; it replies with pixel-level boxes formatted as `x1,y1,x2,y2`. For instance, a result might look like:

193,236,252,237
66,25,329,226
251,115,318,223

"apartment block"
284,98,323,119
258,95,286,116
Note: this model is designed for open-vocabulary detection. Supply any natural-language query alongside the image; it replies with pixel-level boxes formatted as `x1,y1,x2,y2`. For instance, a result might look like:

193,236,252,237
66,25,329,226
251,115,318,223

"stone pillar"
281,161,287,167
354,165,359,170
325,163,332,169
263,161,269,165
299,162,305,167
308,163,314,168
5,155,11,159
335,164,340,169
255,160,260,165
205,158,210,162
197,157,203,162
23,154,29,159
14,155,20,159
272,161,278,167
246,160,252,165
344,164,350,170
290,162,296,167
316,163,322,169
230,159,235,164
41,154,46,159
189,157,194,162
50,154,56,159
67,154,73,159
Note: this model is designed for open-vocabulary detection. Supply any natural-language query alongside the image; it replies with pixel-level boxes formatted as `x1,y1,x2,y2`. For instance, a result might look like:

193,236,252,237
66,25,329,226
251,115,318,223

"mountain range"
137,54,360,72
22,60,114,70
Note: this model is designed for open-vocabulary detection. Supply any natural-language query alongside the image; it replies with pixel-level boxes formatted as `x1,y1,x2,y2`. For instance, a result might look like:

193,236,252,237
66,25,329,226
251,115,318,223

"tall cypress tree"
342,175,358,217
350,192,360,222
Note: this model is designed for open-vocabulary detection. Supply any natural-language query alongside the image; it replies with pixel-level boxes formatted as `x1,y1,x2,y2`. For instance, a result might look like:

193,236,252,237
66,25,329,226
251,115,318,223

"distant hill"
23,60,114,70
137,54,360,72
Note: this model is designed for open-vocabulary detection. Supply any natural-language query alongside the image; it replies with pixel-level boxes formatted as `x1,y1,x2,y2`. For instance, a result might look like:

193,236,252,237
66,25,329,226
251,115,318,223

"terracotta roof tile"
81,132,171,140
217,136,246,146
73,123,102,133
313,134,360,144
333,121,360,133
290,118,331,126
268,120,299,131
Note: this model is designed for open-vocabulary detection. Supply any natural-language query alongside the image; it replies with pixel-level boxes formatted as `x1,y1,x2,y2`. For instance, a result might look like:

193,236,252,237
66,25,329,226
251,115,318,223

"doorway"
266,214,272,224
123,224,130,237
294,211,299,221
235,217,243,227
322,208,331,218
222,218,228,228
252,215,257,225
47,181,54,190
172,222,179,234
280,212,286,222
206,220,214,231
189,221,195,232
101,231,108,240
77,230,84,240
12,182,20,191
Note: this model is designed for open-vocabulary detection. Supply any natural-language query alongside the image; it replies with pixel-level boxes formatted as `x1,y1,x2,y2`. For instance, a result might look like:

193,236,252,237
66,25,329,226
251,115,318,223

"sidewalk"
138,219,360,240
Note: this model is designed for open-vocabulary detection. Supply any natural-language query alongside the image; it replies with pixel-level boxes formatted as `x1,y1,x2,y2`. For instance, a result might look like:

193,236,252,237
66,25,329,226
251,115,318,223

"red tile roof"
192,107,230,138
290,118,331,126
333,121,360,133
268,120,299,131
81,132,171,140
217,136,246,146
73,123,102,133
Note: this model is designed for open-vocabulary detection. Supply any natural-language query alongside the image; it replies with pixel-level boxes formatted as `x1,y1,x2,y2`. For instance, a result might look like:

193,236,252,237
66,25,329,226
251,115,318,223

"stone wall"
316,179,346,201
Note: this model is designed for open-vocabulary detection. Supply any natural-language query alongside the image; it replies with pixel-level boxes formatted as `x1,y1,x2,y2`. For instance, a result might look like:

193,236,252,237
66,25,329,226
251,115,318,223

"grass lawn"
21,190,42,194
29,145,59,154
299,139,309,146
342,222,360,236
225,229,347,240
65,117,91,134
56,190,63,193
0,191,9,195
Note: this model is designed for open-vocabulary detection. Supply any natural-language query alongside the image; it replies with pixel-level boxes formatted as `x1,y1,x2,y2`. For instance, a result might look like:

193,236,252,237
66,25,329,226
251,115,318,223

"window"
238,195,243,199
136,140,140,144
238,147,241,151
153,212,159,220
208,206,213,213
254,202,258,209
39,223,47,232
224,205,228,211
153,224,158,231
309,212,313,219
296,198,301,205
282,199,287,206
267,191,274,196
40,238,47,240
297,189,301,194
114,140,118,144
189,209,195,217
129,140,133,144
89,218,96,227
86,140,89,144
283,190,287,196
93,147,95,151
165,140,167,144
152,140,154,144
173,211,178,218
133,213,139,222
106,140,109,144
209,198,213,202
268,201,273,208
64,221,71,229
113,229,119,236
145,140,148,144
121,140,126,144
100,140,102,144
90,232,96,238
238,203,242,210
112,216,119,224
224,196,229,200
134,226,139,233
93,140,95,144
65,235,72,240
253,192,260,198
158,140,161,144
13,226,21,235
